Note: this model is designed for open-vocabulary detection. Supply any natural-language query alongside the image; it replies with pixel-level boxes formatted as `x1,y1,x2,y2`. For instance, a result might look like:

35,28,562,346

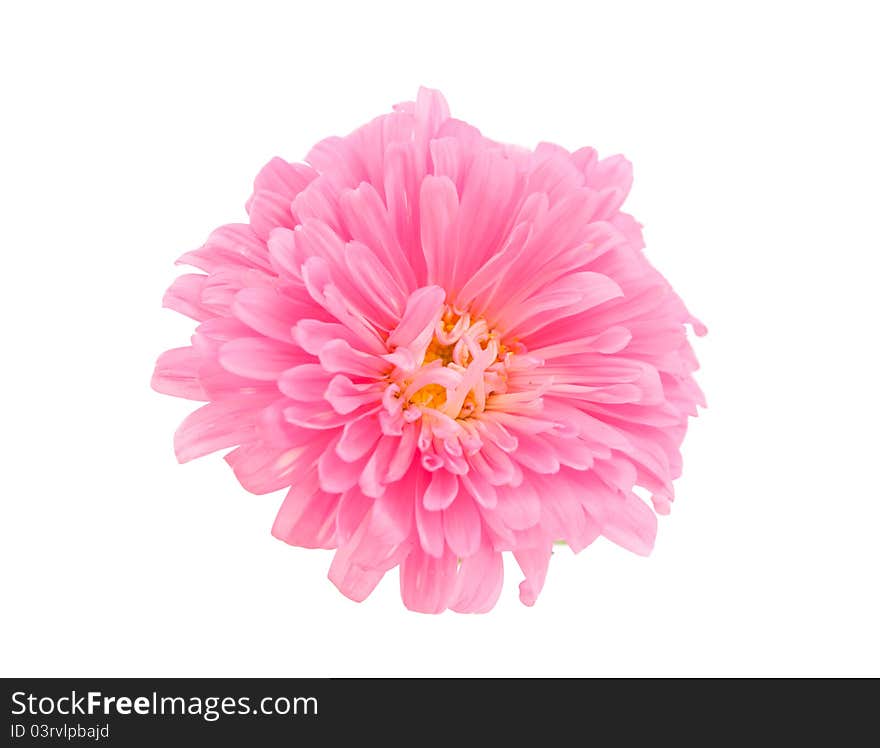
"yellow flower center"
409,382,448,409
423,339,455,366
401,309,511,420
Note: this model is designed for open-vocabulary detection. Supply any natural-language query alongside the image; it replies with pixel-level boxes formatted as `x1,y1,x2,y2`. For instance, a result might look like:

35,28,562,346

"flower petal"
225,439,326,496
415,474,444,557
324,375,383,414
387,286,446,351
277,364,334,401
339,182,416,291
272,474,339,550
328,524,387,602
162,274,211,321
495,481,541,531
369,470,415,547
419,175,459,289
335,487,374,545
251,157,317,202
443,493,481,557
600,491,658,557
248,189,295,241
513,542,553,606
218,337,304,381
318,438,367,494
450,542,504,613
177,223,271,274
231,287,311,342
460,470,497,509
151,347,207,401
399,545,458,614
423,469,458,510
318,339,389,378
336,412,381,462
174,397,273,463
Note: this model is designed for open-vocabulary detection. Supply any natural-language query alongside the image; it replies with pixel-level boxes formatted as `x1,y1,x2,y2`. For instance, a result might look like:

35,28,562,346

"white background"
2,1,878,677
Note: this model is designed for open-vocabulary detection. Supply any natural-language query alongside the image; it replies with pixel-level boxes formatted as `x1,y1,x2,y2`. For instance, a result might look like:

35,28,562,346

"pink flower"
152,88,705,613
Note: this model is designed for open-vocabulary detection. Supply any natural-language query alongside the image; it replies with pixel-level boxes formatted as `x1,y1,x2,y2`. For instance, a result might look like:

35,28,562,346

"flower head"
152,88,705,612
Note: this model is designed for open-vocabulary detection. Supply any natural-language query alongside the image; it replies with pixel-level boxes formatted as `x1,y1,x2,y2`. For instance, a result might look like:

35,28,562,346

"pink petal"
248,189,295,241
177,223,271,274
292,318,364,356
324,375,383,414
272,472,339,549
478,440,518,485
591,153,633,196
327,523,388,603
282,398,353,430
344,241,407,320
173,397,272,463
266,226,305,280
231,287,310,342
195,358,264,403
162,274,211,321
504,272,624,339
257,399,317,447
369,472,415,546
457,221,532,313
510,432,561,474
335,487,374,545
306,135,361,186
479,503,517,551
513,542,553,606
495,481,541,530
292,177,344,234
415,474,445,557
336,412,381,462
599,491,657,557
530,473,594,552
225,440,323,495
385,424,418,482
318,438,367,494
474,419,517,453
415,86,450,139
345,526,413,573
151,347,207,401
192,317,254,351
423,469,458,510
419,175,459,289
383,141,425,277
277,364,334,401
339,182,416,291
399,546,458,614
550,437,595,471
429,136,463,188
218,337,304,381
200,268,273,312
318,339,388,378
251,157,317,201
450,541,504,614
443,493,481,557
449,148,520,293
358,435,396,498
387,286,446,351
460,470,497,509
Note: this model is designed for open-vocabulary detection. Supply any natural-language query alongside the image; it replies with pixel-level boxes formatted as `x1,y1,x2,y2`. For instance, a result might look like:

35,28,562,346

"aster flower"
152,88,705,613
